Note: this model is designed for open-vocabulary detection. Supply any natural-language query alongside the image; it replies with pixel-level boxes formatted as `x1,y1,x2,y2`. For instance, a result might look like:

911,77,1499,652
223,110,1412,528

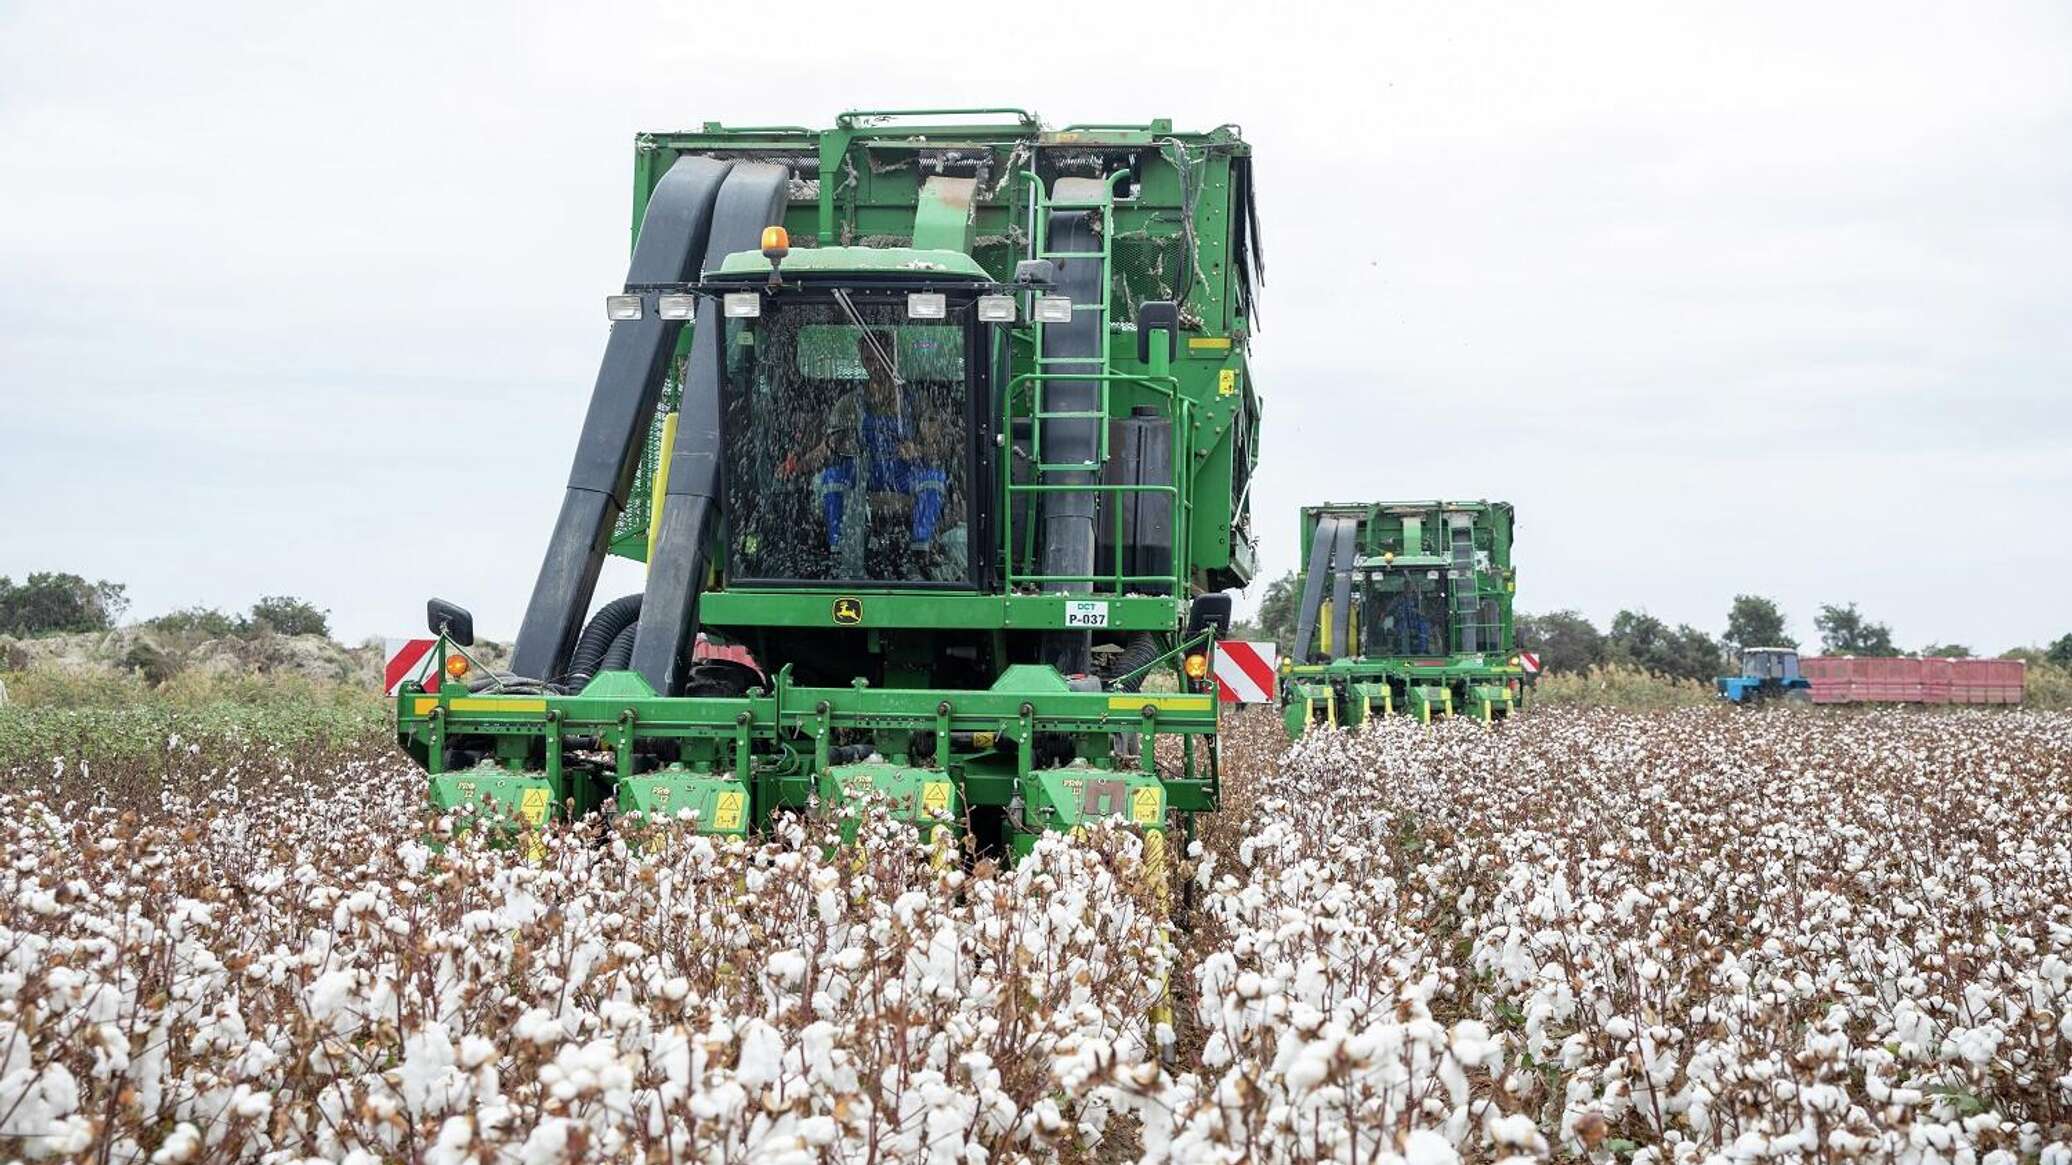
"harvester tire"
682,659,763,697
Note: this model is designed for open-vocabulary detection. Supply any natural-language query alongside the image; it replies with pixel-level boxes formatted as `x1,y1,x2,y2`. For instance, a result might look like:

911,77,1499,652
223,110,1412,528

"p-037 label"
1064,601,1109,628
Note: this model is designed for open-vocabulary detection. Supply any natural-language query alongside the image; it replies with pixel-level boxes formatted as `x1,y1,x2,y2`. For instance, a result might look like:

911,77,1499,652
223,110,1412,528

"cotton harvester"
1280,500,1525,735
396,110,1264,860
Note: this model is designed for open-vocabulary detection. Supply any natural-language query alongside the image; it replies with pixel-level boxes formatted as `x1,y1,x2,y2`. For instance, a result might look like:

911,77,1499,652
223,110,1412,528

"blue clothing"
1386,594,1437,654
814,392,947,548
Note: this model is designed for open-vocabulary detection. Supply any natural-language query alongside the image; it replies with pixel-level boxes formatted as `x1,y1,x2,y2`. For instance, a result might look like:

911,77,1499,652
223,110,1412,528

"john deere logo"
832,597,863,625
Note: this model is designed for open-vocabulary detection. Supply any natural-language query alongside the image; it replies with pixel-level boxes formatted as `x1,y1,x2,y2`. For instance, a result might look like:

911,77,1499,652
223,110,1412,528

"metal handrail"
1002,170,1197,602
837,108,1038,129
1107,629,1216,692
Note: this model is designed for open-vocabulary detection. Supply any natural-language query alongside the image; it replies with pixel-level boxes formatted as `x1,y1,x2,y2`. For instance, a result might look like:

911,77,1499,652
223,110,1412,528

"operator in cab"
802,331,951,577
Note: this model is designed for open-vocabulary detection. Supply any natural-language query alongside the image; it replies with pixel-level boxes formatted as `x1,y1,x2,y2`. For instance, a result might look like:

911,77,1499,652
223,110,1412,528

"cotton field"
4,708,2071,1164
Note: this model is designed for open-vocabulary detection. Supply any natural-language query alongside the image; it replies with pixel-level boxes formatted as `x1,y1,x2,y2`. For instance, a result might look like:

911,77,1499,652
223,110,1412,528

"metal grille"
972,235,1020,282
610,355,687,552
1109,230,1187,325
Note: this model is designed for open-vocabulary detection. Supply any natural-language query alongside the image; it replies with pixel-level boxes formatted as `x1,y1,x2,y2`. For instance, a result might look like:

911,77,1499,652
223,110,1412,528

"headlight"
657,294,697,320
605,295,643,321
723,292,762,319
1034,295,1073,323
907,292,946,320
976,295,1017,322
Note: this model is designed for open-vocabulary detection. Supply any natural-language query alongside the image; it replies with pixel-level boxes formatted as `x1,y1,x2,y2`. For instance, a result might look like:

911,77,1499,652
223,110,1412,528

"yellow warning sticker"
1187,336,1231,350
451,697,548,714
712,789,745,832
1130,785,1162,826
1106,694,1214,713
1218,368,1238,396
971,731,996,749
517,787,551,827
920,781,952,818
412,697,439,716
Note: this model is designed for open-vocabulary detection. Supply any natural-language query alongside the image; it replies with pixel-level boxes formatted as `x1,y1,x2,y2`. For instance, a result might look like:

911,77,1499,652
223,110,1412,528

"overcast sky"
3,2,2068,653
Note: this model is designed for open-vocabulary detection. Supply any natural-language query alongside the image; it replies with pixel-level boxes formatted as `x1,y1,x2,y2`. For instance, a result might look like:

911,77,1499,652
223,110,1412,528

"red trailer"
1800,656,2024,705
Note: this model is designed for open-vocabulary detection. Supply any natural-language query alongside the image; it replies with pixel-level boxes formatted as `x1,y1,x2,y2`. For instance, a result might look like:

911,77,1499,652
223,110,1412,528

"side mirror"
1185,593,1234,639
1012,258,1056,288
1136,300,1180,363
427,598,474,647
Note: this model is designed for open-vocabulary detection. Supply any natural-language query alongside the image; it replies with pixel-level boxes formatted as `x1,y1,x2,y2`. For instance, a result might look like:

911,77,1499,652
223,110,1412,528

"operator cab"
1362,569,1450,656
1740,647,1801,681
703,242,1037,591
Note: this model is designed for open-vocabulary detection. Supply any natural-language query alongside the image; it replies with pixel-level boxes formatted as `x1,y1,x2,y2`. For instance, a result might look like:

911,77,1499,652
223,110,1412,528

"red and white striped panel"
1214,640,1278,704
383,637,440,695
1518,651,1541,675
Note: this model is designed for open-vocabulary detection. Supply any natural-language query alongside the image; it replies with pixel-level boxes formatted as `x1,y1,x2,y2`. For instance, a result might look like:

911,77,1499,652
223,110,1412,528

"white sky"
3,1,2068,653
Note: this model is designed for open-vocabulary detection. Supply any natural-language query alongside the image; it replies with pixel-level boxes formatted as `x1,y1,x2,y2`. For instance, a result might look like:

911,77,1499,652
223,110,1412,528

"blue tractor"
1717,647,1814,704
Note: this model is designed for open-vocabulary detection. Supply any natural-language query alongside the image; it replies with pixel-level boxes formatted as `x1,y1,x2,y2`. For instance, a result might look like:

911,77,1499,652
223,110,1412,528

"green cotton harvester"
1280,501,1527,735
397,110,1265,865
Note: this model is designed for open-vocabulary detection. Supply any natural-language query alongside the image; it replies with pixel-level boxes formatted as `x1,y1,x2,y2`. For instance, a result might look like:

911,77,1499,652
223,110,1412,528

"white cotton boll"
1450,1019,1501,1069
513,1008,568,1047
1488,1112,1548,1153
229,1083,272,1117
767,948,808,987
149,1122,202,1164
458,1035,497,1070
424,1116,474,1165
1284,1040,1334,1095
498,885,546,929
894,889,930,928
517,1117,574,1165
305,968,358,1023
798,1115,839,1145
1405,1128,1460,1165
736,1019,788,1091
398,1023,460,1115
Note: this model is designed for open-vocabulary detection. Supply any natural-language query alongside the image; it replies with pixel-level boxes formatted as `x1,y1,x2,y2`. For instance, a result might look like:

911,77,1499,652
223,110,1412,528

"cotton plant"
0,707,2069,1162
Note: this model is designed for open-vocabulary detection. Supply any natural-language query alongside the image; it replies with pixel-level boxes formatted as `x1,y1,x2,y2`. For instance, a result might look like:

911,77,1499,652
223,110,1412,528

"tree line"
1,572,331,639
1234,574,2072,684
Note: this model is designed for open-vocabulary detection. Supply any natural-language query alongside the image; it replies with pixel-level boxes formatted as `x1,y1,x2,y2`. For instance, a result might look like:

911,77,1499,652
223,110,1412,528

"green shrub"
2026,663,2072,711
249,595,330,637
0,573,127,636
0,664,386,766
147,606,251,637
1532,663,1718,710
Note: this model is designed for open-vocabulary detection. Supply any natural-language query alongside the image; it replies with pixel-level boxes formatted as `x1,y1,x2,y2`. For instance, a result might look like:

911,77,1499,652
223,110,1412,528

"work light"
976,295,1017,322
907,292,946,320
723,292,762,319
657,294,697,320
605,295,643,321
1035,295,1073,323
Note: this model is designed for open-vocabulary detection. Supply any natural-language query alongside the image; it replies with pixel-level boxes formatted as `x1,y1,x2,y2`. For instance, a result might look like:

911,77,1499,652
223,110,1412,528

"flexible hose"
564,593,642,687
600,621,638,673
1105,632,1167,693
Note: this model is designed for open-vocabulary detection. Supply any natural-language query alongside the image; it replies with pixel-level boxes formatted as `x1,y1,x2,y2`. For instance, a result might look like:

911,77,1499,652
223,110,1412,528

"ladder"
1026,171,1127,474
1001,170,1189,600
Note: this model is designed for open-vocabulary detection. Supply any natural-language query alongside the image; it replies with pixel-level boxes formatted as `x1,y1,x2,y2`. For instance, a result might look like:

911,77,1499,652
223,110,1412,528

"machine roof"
710,246,991,280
